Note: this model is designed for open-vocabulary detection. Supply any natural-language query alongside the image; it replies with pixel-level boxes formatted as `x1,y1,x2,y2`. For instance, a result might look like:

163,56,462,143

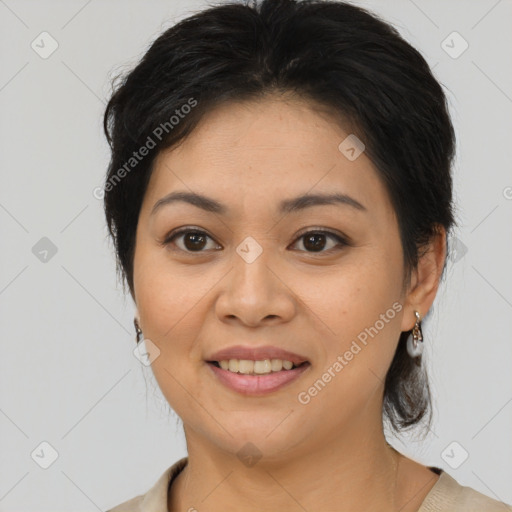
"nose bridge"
231,236,277,302
215,235,295,325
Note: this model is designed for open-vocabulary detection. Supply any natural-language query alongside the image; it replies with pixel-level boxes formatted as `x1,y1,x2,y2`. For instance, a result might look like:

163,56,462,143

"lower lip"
207,362,311,396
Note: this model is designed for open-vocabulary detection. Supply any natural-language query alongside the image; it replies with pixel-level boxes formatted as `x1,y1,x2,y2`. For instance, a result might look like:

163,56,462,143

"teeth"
254,360,271,374
239,360,254,374
217,359,297,374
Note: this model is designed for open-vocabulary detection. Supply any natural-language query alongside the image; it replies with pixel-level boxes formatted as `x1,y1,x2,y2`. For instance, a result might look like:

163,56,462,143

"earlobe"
401,225,447,332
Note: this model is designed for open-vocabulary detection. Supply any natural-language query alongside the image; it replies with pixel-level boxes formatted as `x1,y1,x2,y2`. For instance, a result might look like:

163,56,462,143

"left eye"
291,230,348,253
162,228,348,254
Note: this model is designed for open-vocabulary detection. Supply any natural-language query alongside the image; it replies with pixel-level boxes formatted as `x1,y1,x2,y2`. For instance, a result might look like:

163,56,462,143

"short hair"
103,0,457,436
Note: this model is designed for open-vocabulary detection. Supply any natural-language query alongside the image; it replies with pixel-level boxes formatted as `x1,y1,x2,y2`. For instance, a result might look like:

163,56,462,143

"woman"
103,0,512,510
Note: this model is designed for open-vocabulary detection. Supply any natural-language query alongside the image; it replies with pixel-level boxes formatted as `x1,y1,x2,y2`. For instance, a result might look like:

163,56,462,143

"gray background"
1,0,511,510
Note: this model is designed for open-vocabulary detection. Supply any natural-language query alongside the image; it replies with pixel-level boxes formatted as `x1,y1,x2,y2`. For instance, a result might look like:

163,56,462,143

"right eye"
161,227,221,253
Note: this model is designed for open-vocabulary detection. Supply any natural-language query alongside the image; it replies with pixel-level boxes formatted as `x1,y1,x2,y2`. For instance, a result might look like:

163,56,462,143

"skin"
132,93,446,512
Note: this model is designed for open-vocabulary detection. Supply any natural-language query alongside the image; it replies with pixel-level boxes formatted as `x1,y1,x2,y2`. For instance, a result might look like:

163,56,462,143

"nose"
214,248,296,328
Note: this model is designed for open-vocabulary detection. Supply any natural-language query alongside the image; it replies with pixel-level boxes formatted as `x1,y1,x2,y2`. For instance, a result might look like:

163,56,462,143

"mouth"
206,359,309,373
205,359,311,395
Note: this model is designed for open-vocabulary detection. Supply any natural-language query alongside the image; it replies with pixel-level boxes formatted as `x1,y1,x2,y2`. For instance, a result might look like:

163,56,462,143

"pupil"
304,233,325,252
185,232,206,251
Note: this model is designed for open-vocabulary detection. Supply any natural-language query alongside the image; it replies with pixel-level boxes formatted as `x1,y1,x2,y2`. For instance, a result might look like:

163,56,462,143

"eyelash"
160,226,350,255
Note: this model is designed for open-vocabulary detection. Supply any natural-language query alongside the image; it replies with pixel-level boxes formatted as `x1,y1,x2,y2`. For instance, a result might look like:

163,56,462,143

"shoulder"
106,494,144,512
419,470,512,512
105,457,188,512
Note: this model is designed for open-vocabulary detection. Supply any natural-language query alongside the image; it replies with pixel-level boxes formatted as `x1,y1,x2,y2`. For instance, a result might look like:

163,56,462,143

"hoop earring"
406,310,424,358
134,318,143,344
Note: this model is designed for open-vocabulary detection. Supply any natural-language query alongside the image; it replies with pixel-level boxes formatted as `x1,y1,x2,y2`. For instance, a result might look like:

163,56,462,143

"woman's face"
133,96,418,460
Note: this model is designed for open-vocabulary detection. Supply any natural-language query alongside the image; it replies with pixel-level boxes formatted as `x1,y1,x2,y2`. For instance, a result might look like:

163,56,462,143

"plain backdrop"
0,0,511,510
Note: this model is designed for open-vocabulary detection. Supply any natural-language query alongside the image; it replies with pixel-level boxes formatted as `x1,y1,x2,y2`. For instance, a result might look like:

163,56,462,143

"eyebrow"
150,190,367,216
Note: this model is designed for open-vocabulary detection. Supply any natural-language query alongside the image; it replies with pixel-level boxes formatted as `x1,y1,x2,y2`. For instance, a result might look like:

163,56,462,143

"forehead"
143,96,393,221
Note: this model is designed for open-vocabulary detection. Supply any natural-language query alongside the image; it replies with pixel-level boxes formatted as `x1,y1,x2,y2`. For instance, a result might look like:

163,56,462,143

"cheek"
303,254,404,371
133,240,208,336
134,261,209,413
134,248,193,356
294,269,402,420
136,273,205,347
307,255,401,322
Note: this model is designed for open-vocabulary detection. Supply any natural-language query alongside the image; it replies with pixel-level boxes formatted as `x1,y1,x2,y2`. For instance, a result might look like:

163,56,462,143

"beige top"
106,457,512,512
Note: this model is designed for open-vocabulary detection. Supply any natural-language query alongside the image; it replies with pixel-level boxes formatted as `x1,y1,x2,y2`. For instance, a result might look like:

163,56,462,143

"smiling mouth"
206,358,311,395
207,360,310,375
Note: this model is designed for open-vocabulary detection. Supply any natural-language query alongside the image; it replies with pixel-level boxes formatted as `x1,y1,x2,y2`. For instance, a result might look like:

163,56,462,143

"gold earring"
406,310,423,358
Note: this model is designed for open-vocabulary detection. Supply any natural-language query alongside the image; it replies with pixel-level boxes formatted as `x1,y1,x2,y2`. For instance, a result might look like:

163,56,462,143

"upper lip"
206,345,309,365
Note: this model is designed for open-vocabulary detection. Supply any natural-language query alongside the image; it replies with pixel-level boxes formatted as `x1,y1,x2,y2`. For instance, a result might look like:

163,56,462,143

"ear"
400,225,447,332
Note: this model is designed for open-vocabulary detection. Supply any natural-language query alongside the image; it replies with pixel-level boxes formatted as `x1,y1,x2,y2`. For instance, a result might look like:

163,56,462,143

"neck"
167,407,433,511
